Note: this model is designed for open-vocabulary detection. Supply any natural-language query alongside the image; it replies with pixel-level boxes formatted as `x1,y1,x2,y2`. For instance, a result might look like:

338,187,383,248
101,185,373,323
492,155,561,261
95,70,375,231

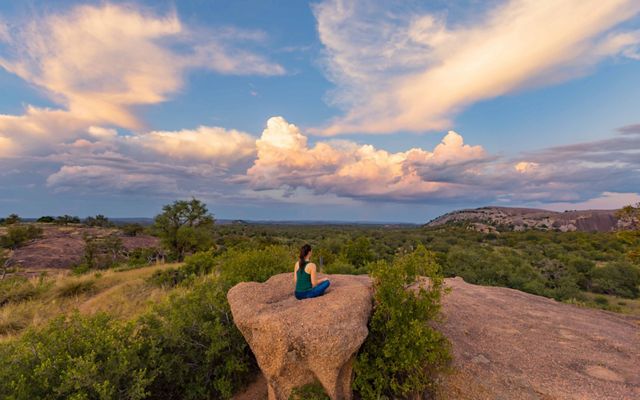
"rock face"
234,277,640,400
3,225,159,273
227,273,373,400
425,206,624,232
438,277,640,400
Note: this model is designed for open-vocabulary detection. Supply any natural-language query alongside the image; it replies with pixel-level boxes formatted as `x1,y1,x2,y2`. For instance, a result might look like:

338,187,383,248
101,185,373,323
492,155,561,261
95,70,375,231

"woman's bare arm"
308,263,327,287
293,262,298,284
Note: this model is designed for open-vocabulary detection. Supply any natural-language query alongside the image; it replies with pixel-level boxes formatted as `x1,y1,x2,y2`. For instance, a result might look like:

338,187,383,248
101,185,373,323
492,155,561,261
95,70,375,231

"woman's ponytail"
299,244,312,270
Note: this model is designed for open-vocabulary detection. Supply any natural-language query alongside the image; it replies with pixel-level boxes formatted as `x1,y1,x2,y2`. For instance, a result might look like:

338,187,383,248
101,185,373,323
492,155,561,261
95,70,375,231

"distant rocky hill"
425,206,628,232
2,225,159,273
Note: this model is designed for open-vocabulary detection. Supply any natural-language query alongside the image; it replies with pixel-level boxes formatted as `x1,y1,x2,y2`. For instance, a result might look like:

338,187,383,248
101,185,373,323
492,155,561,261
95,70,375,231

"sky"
1,0,640,222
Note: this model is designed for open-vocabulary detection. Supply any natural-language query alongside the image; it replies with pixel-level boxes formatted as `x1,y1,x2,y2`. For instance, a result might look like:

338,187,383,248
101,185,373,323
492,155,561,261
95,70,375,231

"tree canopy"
153,198,215,261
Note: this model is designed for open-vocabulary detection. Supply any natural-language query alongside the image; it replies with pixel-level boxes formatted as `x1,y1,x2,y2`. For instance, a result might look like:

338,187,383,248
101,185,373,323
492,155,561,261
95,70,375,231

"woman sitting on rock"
294,244,330,300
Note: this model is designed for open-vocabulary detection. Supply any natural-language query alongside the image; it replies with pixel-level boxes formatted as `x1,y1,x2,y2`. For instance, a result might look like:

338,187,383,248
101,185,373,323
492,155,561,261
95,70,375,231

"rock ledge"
228,273,373,400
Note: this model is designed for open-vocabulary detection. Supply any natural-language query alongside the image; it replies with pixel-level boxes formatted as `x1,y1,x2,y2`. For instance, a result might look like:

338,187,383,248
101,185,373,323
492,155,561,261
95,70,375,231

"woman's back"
295,260,313,292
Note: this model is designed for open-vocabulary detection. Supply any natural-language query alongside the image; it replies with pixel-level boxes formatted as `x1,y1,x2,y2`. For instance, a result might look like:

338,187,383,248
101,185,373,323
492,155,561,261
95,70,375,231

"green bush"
0,313,155,400
0,276,47,306
148,251,218,288
127,247,163,267
0,225,43,249
218,245,292,287
140,276,255,400
121,223,146,237
289,382,330,400
148,267,191,288
353,245,451,399
594,295,609,305
323,256,368,275
591,262,640,298
340,237,375,268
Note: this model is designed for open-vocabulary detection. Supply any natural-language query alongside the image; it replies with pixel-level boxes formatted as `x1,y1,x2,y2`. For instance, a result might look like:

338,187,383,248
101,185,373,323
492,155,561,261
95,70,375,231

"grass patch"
0,276,44,306
0,263,183,340
55,278,97,298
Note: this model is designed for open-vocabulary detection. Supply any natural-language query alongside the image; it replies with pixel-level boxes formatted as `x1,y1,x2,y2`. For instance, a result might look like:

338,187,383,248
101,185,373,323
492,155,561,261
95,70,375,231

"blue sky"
1,0,640,222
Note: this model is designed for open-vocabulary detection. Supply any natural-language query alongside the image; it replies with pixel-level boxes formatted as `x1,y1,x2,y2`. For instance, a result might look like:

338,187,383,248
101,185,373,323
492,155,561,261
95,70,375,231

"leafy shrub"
71,263,91,275
127,247,164,267
183,251,218,276
139,276,255,400
148,251,218,288
55,215,81,225
591,262,640,298
594,295,609,305
289,382,330,400
82,234,124,270
0,313,155,400
148,267,192,288
83,214,113,227
341,237,375,268
121,223,146,237
0,225,43,249
3,214,21,225
218,245,292,287
353,245,451,399
323,256,368,275
0,276,46,306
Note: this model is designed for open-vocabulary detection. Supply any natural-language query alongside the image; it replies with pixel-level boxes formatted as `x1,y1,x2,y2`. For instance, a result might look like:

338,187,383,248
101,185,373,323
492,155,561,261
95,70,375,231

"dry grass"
563,291,640,317
0,263,182,341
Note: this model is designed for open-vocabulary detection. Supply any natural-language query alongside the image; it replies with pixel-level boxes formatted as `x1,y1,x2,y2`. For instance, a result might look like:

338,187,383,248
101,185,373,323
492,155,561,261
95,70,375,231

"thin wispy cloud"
0,3,284,155
618,123,640,135
312,0,640,135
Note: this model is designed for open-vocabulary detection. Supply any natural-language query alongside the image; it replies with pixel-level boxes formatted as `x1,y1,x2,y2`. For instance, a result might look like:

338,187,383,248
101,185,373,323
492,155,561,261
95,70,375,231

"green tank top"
295,260,312,292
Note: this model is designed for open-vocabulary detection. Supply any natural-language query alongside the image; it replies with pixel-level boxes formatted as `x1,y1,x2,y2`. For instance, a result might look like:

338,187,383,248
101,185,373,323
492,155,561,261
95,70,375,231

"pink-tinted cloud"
246,116,486,200
127,126,256,165
313,0,640,135
0,3,284,132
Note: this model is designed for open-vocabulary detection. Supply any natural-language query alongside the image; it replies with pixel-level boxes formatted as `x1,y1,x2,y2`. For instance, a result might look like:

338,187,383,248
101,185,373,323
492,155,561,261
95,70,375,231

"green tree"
84,214,113,227
121,223,145,237
153,198,215,261
36,216,55,223
591,262,640,298
55,215,81,225
0,225,43,249
81,234,124,270
341,236,375,267
5,214,20,225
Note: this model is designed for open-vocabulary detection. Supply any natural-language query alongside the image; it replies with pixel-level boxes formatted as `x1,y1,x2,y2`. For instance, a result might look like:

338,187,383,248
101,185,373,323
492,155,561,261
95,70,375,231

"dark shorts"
295,280,330,300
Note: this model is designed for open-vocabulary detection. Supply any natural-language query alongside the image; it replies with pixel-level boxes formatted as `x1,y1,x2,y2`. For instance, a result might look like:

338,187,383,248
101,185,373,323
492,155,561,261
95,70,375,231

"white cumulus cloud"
246,116,486,201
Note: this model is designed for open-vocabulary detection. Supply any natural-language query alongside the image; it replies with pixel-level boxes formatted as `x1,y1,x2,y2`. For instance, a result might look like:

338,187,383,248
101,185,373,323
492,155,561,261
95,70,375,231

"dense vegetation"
211,221,640,305
354,245,450,399
0,201,639,399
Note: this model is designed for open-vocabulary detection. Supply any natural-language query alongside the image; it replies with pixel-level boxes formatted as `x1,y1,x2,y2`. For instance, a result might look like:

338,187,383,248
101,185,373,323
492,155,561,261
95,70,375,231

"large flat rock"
234,276,640,400
439,277,640,400
228,273,373,400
